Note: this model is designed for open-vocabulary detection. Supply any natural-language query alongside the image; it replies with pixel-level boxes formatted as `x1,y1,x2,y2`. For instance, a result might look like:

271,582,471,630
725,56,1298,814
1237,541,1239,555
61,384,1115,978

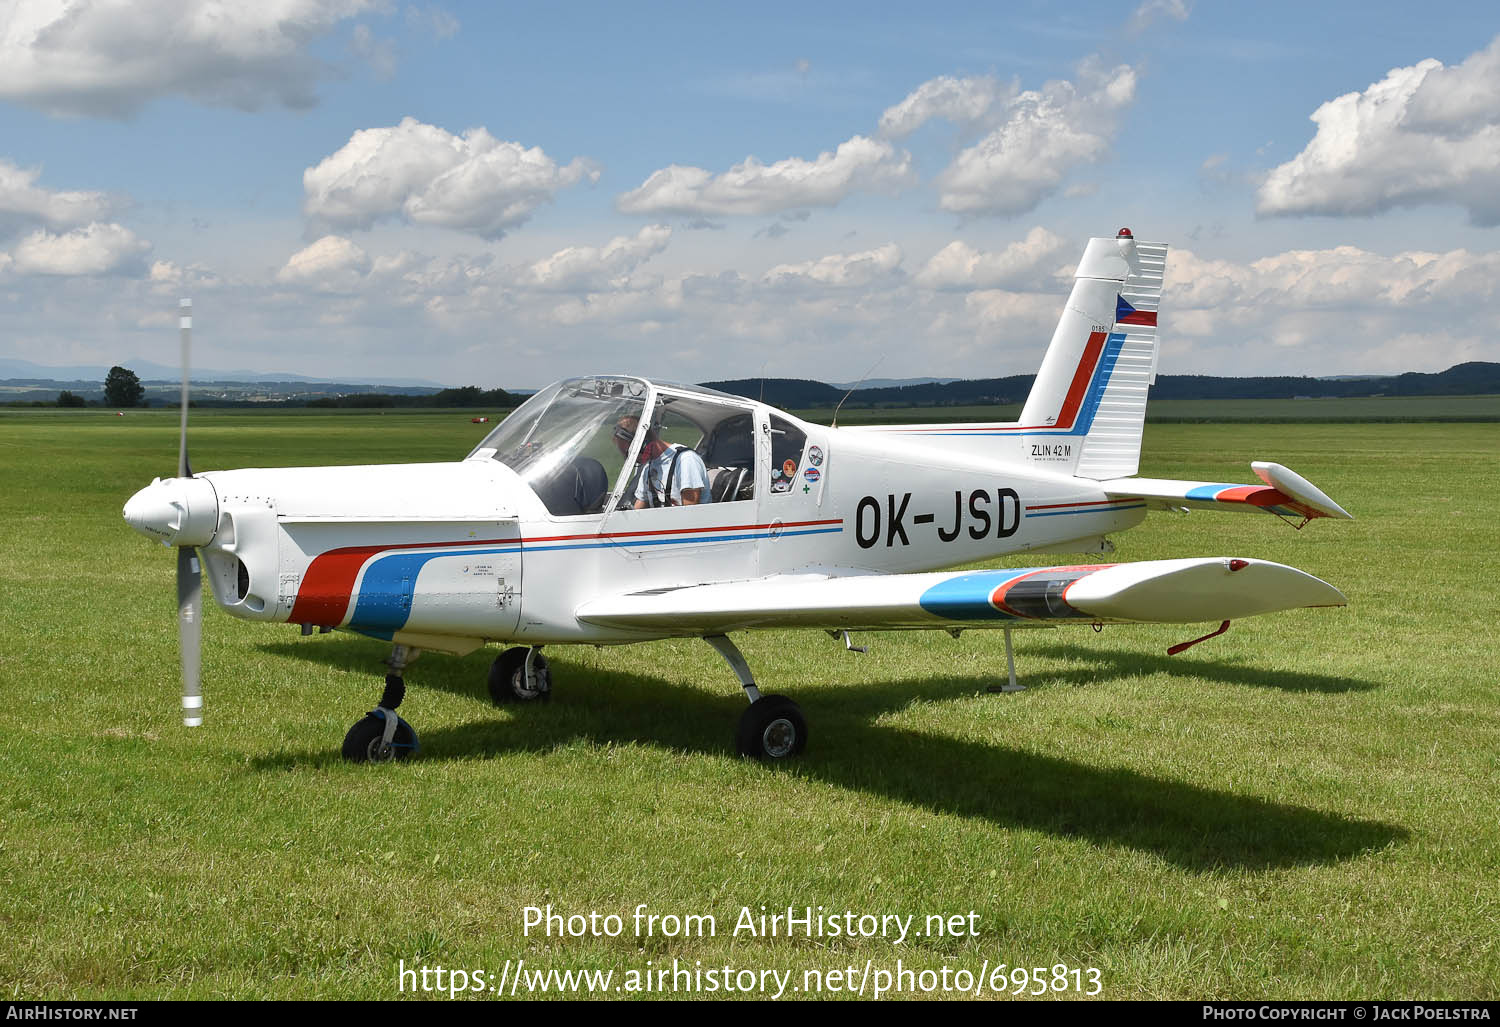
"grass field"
1,408,1497,1000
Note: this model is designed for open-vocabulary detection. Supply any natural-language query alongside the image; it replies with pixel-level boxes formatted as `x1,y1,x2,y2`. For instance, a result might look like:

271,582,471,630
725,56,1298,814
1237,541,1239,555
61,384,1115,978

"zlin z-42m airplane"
123,230,1352,763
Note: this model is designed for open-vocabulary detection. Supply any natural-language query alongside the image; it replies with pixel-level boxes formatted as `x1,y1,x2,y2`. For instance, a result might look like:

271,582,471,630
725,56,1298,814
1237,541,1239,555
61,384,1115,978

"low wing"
575,557,1345,635
1099,461,1353,522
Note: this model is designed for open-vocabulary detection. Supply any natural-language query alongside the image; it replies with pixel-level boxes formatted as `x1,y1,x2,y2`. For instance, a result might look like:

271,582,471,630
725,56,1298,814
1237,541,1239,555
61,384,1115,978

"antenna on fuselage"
830,354,885,429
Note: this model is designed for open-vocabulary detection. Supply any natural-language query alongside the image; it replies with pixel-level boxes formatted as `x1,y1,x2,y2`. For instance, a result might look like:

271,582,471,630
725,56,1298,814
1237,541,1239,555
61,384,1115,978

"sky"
3,0,1500,389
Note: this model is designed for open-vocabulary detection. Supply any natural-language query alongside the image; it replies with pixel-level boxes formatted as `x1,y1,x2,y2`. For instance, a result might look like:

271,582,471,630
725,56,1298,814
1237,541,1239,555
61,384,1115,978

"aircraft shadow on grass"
254,640,1405,872
1019,641,1379,694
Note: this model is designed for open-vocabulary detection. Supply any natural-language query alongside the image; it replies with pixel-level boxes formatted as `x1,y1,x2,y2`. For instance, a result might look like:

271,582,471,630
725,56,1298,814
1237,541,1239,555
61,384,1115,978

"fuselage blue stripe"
346,527,846,634
524,526,841,552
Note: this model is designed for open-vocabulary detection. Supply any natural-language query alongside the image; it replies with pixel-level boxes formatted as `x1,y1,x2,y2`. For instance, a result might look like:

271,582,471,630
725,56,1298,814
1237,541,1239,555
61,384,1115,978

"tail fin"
848,230,1167,477
1018,230,1167,479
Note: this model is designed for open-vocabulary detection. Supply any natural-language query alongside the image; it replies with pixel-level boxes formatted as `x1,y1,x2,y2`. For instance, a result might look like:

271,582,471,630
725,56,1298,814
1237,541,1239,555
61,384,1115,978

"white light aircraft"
123,230,1351,762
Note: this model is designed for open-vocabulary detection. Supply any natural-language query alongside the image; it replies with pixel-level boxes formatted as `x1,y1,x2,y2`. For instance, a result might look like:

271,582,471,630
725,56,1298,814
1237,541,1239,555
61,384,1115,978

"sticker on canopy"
807,445,824,467
803,467,821,483
782,458,797,476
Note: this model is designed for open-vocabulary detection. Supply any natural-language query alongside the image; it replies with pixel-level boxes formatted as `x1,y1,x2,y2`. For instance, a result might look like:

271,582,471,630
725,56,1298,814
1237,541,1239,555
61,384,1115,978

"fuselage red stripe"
1025,497,1143,512
528,518,842,543
1051,331,1108,431
288,517,846,626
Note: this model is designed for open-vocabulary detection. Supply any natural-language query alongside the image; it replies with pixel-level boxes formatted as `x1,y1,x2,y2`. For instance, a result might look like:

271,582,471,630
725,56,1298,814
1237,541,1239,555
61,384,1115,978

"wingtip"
1251,460,1354,521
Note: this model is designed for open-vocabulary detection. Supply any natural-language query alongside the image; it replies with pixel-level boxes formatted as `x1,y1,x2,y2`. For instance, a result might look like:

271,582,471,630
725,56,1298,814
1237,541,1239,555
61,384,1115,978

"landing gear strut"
985,627,1026,694
488,646,551,704
342,643,421,762
706,634,807,761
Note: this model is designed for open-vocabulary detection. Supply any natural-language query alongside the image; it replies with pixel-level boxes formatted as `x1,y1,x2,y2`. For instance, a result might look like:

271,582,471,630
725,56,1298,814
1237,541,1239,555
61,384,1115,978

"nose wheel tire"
488,647,551,704
342,711,418,763
736,695,806,761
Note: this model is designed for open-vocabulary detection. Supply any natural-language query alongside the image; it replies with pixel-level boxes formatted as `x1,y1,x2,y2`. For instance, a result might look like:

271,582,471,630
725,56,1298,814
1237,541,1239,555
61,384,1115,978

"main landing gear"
487,646,551,704
706,635,807,761
342,643,421,763
344,638,800,762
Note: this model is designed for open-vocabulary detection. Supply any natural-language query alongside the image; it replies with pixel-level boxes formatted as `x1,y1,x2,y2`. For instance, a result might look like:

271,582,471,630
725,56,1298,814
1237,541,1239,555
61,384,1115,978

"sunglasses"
613,426,634,442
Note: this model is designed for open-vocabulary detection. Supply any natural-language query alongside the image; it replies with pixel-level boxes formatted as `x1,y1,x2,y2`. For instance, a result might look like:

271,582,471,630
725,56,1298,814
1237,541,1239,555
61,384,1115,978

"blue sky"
3,1,1499,387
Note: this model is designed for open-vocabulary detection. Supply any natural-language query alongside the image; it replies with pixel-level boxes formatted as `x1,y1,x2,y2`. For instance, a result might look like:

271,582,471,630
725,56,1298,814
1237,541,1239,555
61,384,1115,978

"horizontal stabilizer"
1099,461,1352,521
575,558,1345,635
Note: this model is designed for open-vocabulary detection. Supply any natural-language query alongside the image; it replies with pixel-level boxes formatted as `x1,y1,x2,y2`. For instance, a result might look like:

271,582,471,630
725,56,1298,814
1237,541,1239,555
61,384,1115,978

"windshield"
470,377,649,515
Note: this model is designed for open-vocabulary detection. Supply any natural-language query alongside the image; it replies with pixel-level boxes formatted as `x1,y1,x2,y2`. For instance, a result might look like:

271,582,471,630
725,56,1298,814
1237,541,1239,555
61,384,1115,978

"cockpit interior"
469,376,804,517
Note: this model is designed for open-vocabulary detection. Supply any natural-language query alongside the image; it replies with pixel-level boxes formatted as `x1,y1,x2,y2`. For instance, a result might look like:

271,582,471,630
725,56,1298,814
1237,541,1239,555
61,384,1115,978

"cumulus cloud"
1258,36,1500,224
303,118,600,239
962,288,1070,337
878,76,1010,139
518,225,672,292
1152,242,1500,374
913,227,1068,290
1127,0,1192,35
936,62,1136,216
880,60,1137,217
763,243,903,289
616,135,913,217
13,229,1500,386
0,0,381,117
148,259,221,294
9,222,149,275
276,235,372,290
0,158,117,236
1169,244,1500,312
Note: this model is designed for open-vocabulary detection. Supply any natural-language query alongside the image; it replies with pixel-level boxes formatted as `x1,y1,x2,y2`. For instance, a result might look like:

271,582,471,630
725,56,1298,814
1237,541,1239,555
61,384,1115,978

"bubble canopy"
468,377,651,514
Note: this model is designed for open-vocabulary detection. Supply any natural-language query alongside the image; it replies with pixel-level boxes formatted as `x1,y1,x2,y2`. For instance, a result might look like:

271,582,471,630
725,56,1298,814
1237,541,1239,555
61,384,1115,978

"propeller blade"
177,545,203,727
176,297,201,726
178,298,192,479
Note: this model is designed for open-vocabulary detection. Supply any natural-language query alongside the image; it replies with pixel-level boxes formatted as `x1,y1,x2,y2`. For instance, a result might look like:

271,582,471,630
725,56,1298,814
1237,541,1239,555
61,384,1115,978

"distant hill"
7,359,1499,409
704,362,1500,408
0,356,445,389
826,376,965,390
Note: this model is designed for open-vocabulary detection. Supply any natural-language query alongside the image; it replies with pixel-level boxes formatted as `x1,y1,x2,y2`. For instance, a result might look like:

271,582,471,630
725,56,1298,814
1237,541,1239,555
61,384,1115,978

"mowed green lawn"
1,409,1496,1000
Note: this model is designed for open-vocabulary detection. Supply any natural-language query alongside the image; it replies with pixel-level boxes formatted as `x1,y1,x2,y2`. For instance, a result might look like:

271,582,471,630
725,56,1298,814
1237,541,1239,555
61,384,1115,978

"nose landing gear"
342,643,421,763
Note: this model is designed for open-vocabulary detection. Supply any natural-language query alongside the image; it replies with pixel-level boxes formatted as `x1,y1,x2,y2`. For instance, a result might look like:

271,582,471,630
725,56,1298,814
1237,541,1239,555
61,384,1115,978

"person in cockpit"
614,416,712,507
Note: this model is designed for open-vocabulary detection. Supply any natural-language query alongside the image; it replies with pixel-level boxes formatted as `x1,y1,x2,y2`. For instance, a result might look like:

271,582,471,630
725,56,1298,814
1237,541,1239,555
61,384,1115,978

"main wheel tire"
341,711,417,763
736,695,807,761
488,647,550,704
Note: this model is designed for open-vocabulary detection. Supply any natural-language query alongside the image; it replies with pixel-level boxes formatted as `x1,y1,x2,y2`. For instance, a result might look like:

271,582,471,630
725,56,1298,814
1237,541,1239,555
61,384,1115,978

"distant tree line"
305,386,522,409
2,371,523,409
10,360,1500,412
706,361,1500,409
